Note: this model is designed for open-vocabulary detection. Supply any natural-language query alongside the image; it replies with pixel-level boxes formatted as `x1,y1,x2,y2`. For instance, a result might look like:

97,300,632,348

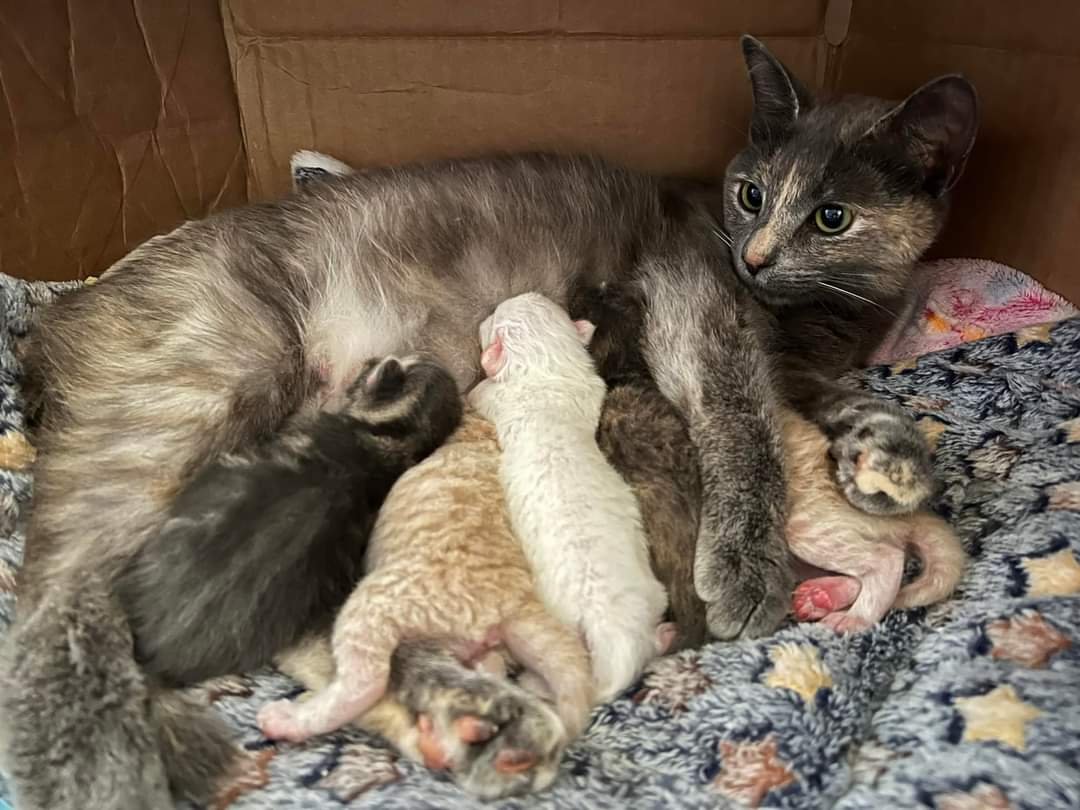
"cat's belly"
304,278,425,396
303,267,573,396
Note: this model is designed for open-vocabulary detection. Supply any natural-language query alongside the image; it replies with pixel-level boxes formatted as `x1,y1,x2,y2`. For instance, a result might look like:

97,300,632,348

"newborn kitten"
782,409,966,632
257,408,594,764
570,283,708,652
117,356,462,684
469,292,672,701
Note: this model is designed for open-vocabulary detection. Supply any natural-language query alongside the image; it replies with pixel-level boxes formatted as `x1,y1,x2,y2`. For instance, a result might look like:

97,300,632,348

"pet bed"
0,269,1077,810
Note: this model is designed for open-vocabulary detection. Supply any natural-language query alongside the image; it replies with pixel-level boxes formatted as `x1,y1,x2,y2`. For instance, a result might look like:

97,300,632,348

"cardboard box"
1,0,1078,301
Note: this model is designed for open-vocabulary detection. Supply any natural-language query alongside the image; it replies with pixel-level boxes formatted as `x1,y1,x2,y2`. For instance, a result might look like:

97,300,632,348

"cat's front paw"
699,553,794,640
829,401,935,515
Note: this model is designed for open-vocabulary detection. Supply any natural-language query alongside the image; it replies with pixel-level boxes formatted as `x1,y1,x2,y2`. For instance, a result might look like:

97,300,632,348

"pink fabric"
869,259,1077,364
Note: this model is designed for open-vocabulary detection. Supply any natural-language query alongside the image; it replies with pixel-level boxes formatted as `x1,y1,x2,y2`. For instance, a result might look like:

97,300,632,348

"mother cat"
0,37,976,808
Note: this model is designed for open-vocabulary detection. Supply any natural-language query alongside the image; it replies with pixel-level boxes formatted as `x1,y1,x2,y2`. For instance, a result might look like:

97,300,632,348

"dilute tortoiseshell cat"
1,36,975,808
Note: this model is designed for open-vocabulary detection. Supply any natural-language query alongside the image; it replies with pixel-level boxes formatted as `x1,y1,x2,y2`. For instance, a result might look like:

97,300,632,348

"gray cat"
0,36,976,808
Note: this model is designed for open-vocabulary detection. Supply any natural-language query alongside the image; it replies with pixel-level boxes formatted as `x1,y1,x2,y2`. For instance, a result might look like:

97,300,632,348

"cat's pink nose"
743,247,774,275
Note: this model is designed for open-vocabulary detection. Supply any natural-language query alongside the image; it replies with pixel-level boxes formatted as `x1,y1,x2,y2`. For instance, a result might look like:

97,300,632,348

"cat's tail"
502,602,594,739
893,513,967,609
0,577,235,810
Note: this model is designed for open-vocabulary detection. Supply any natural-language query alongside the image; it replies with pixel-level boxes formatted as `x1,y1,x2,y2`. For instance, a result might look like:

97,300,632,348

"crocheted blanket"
0,275,1078,810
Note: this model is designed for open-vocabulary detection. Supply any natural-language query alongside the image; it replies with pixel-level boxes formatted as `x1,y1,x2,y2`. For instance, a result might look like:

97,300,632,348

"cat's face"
723,37,978,309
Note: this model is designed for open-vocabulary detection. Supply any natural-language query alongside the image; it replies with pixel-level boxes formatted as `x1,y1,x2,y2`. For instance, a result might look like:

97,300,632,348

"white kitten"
469,292,672,701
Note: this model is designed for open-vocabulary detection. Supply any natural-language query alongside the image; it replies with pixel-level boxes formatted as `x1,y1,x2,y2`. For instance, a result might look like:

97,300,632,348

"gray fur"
0,36,978,806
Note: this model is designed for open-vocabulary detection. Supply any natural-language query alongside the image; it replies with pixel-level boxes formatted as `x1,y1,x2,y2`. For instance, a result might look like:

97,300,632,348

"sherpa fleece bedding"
0,272,1078,810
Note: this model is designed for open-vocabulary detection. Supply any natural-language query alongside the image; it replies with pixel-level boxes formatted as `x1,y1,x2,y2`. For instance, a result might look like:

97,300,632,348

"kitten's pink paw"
655,622,678,655
820,611,873,634
257,699,311,743
792,576,861,621
415,709,521,769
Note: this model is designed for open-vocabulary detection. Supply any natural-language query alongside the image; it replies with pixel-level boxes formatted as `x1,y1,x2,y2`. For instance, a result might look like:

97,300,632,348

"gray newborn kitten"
0,36,976,809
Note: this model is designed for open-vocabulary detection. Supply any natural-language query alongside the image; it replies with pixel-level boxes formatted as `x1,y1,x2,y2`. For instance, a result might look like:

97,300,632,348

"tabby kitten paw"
827,401,935,515
400,664,567,800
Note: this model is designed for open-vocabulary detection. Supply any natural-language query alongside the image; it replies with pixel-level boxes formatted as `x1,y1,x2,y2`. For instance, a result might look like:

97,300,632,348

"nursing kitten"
256,408,593,761
570,283,708,652
117,356,461,684
3,36,976,807
470,293,671,700
782,409,966,631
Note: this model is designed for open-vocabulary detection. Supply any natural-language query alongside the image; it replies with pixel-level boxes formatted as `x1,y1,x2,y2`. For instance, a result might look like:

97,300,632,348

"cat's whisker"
710,226,734,247
816,281,898,318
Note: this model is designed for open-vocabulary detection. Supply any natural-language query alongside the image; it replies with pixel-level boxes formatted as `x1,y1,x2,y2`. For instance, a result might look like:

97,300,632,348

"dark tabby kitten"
0,36,976,808
117,355,462,685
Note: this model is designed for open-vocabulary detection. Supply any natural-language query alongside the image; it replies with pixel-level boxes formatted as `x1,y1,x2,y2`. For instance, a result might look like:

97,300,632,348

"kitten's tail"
581,594,665,703
501,602,594,739
893,513,967,609
0,578,235,810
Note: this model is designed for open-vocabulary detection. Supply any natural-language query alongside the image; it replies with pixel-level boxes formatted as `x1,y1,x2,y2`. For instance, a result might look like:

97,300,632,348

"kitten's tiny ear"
364,357,407,398
741,35,813,144
870,75,978,197
480,328,506,377
572,319,596,347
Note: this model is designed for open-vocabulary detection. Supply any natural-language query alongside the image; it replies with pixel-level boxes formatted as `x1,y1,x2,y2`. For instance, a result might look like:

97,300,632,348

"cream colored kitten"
783,409,966,632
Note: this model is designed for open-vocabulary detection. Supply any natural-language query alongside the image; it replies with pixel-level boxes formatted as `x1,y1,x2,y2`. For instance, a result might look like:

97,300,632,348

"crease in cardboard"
93,0,194,266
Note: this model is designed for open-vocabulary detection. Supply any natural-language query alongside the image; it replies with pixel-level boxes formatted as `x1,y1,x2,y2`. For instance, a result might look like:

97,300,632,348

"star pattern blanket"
0,274,1077,810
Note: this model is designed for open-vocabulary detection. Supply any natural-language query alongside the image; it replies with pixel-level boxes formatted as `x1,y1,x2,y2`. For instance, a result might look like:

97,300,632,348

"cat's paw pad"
256,698,310,743
792,576,861,621
413,674,566,799
820,611,873,634
830,404,935,515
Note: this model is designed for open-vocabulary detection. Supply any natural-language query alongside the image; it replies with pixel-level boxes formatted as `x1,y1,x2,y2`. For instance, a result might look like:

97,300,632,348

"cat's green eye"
738,181,764,213
814,204,853,234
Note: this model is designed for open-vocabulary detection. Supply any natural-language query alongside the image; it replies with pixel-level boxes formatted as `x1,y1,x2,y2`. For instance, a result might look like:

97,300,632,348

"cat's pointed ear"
741,35,813,144
869,75,978,197
572,319,596,347
480,328,507,377
364,357,406,398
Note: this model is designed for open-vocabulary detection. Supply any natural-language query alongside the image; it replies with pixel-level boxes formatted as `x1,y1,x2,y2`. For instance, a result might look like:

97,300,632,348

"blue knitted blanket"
0,275,1077,809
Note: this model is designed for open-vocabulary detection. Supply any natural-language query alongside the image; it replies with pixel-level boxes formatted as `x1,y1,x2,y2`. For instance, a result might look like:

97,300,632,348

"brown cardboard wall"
837,0,1080,301
0,0,246,281
224,0,826,199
